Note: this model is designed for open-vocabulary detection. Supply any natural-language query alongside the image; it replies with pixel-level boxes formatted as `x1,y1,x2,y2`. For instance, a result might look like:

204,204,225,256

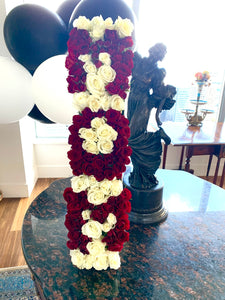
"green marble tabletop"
22,169,225,299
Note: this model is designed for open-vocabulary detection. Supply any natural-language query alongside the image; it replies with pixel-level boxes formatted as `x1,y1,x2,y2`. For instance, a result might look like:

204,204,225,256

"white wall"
0,118,38,197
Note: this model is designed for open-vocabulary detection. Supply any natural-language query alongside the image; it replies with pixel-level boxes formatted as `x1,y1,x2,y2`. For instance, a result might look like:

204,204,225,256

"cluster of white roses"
73,52,125,113
73,15,134,40
70,245,120,270
71,174,123,205
70,174,123,270
78,117,118,155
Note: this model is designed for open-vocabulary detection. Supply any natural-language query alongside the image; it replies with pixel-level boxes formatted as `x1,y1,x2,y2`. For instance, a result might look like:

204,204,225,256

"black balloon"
57,0,81,27
68,0,136,34
28,105,54,124
4,4,68,72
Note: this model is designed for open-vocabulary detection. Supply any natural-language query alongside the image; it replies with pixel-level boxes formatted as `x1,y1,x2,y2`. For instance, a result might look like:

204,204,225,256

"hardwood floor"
0,175,224,269
0,178,60,268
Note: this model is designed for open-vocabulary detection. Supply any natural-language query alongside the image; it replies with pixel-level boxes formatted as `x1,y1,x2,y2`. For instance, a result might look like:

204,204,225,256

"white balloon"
0,56,34,124
32,55,77,124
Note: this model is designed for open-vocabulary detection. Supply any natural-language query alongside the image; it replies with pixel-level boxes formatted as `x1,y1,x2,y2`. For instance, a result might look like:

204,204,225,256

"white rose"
107,213,117,225
88,175,98,187
82,210,91,220
82,220,103,239
87,239,106,256
82,140,99,155
98,65,116,83
97,124,118,141
111,94,125,111
73,91,90,112
80,128,97,141
102,222,112,233
97,139,114,154
93,253,109,270
115,16,134,38
88,95,102,112
91,27,105,41
70,250,85,269
107,251,121,270
73,16,91,30
90,16,105,41
91,117,106,129
104,17,114,30
88,188,107,205
83,61,97,74
90,15,105,29
83,255,94,270
99,179,112,196
100,94,111,111
86,74,105,97
99,52,111,65
71,175,89,193
78,54,91,63
79,128,97,142
111,180,123,196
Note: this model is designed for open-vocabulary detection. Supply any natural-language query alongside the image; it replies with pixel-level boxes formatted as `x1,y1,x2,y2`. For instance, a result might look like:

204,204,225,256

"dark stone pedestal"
123,167,168,224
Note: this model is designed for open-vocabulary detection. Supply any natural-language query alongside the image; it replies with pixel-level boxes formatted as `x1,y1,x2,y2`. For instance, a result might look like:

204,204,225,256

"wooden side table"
162,122,225,187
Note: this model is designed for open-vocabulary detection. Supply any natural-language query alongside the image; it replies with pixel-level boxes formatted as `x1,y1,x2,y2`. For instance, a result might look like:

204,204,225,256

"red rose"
91,203,111,224
116,230,129,243
68,230,80,241
66,240,79,250
70,162,83,176
119,188,132,202
104,29,119,43
82,107,94,120
67,149,82,162
115,214,130,230
92,157,105,169
104,167,115,180
120,36,133,49
63,188,75,203
118,90,127,100
107,243,123,252
94,60,102,68
105,109,121,124
82,162,94,176
94,171,105,182
117,116,129,127
65,53,78,69
69,64,84,77
106,82,120,95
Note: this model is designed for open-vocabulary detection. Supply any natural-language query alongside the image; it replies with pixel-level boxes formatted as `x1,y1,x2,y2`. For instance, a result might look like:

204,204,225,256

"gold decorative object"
182,71,213,127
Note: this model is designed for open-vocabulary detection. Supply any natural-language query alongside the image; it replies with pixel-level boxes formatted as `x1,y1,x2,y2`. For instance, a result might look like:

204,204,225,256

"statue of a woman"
127,43,176,189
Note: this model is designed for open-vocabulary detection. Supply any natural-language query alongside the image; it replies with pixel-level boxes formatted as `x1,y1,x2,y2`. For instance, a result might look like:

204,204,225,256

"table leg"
213,157,221,184
207,154,213,177
162,144,168,169
179,146,185,170
219,161,225,188
184,147,193,173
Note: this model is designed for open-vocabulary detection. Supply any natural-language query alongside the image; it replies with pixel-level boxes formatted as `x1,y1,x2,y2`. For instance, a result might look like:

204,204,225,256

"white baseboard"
0,182,35,198
37,165,72,178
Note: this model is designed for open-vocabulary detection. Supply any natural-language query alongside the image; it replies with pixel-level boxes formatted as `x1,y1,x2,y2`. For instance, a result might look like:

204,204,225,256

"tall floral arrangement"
63,15,134,270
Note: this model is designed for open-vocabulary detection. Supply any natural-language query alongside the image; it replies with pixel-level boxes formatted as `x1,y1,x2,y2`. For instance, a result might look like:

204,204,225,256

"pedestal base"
123,168,168,224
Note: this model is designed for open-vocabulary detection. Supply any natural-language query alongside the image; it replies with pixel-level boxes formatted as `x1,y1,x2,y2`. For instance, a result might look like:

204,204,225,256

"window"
135,0,225,123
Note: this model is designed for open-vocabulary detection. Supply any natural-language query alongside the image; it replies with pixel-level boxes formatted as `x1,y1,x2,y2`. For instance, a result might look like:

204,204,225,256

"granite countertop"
22,170,225,299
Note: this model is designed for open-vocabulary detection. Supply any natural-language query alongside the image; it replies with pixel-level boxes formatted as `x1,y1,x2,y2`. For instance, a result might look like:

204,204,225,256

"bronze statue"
127,43,177,189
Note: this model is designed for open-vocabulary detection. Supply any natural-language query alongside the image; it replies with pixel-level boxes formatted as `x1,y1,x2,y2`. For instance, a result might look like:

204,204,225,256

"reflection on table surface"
161,121,225,145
